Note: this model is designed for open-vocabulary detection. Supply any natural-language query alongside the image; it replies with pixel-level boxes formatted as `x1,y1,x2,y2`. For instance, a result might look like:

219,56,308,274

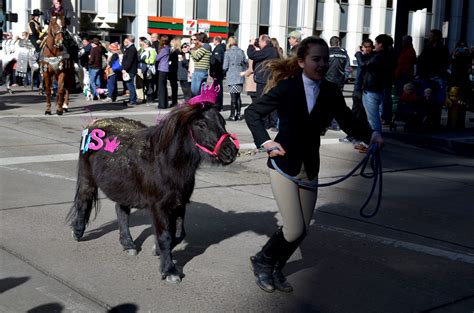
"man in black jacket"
210,36,226,111
360,34,395,132
121,35,138,105
325,36,350,90
247,34,279,129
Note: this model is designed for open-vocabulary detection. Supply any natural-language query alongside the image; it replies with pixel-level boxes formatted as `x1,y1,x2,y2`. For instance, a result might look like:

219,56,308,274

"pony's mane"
151,103,214,153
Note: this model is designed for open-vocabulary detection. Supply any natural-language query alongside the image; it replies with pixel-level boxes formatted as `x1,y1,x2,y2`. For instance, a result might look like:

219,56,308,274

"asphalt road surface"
1,88,474,313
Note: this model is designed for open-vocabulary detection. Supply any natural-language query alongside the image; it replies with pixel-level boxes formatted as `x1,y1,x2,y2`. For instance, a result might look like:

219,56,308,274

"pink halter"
191,131,240,158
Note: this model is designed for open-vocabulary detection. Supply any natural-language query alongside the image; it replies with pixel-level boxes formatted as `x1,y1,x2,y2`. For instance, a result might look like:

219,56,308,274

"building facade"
2,0,473,64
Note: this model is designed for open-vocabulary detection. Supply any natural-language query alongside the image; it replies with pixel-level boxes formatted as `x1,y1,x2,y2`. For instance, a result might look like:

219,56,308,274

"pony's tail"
65,154,100,226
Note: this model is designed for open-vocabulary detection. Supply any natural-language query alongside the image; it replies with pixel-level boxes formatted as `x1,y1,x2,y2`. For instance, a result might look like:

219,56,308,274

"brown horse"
40,14,74,115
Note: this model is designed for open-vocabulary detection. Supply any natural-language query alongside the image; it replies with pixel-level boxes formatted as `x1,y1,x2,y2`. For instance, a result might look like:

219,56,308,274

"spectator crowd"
1,5,473,131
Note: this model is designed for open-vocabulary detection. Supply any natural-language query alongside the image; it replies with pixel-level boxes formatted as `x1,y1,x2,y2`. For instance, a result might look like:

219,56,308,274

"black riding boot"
272,232,306,292
228,93,237,121
250,228,287,293
235,93,242,120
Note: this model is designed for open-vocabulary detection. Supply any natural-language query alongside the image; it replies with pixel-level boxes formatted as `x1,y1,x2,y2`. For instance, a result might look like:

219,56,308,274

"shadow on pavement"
0,276,30,293
0,92,45,108
27,303,64,313
81,201,278,268
108,303,139,313
64,103,130,114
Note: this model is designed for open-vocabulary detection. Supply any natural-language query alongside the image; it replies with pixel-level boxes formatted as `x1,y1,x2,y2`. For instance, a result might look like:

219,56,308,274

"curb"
382,129,474,157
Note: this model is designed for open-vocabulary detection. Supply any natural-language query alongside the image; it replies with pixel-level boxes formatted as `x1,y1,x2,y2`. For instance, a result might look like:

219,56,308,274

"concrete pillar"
239,0,258,51
137,0,157,37
268,0,287,50
346,0,365,65
466,0,474,48
447,0,464,51
370,0,387,37
174,0,194,19
207,0,227,22
300,0,316,39
411,8,428,57
321,0,340,41
10,0,28,36
431,0,446,30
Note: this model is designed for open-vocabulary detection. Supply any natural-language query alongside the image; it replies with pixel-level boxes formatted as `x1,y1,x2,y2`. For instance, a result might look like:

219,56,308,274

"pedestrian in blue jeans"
360,34,395,132
88,38,104,100
103,42,122,102
190,32,211,96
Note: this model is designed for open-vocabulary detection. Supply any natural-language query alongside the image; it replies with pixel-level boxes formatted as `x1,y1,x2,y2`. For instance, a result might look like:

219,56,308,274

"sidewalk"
381,110,474,157
2,83,473,157
341,86,474,157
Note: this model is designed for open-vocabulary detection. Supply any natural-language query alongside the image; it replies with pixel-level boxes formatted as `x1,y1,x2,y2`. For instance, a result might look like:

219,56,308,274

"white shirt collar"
302,73,321,113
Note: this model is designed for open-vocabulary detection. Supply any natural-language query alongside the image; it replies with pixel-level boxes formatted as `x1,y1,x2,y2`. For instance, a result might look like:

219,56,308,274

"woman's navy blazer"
245,74,374,180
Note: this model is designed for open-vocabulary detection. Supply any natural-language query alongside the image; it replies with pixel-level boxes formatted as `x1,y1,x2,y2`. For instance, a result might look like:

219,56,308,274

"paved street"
1,86,474,313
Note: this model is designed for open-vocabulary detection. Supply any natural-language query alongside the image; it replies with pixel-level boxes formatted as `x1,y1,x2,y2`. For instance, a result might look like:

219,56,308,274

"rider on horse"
28,9,45,53
43,0,78,63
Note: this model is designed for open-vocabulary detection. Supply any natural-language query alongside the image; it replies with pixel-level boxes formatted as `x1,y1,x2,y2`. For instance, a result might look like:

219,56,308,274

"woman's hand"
263,141,286,157
369,131,384,150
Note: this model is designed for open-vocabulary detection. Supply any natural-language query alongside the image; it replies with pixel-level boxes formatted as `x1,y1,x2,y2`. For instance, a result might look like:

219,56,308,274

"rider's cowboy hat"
31,9,43,16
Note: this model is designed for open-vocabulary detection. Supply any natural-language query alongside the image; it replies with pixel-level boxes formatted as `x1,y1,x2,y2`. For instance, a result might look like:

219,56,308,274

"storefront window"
229,0,240,23
80,0,96,13
161,0,173,17
196,0,208,19
259,0,270,25
288,0,298,27
123,0,136,16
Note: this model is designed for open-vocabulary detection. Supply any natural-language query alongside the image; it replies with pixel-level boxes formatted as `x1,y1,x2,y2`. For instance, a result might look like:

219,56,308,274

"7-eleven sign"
183,19,198,36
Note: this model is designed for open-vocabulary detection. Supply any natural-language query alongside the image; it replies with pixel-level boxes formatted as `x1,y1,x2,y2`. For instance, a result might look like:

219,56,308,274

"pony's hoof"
126,249,138,256
165,275,181,284
63,108,69,112
152,244,160,256
71,230,82,241
45,111,52,115
57,111,63,116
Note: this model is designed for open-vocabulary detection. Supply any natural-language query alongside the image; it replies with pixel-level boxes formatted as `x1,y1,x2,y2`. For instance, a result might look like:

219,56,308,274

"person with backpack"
103,43,122,102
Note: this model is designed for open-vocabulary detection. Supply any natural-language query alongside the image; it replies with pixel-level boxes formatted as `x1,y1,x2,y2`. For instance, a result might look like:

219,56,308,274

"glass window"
161,0,173,17
81,0,96,12
228,23,239,38
339,32,347,48
387,0,393,9
316,1,324,30
385,9,392,34
363,6,371,28
365,0,371,6
259,0,270,25
123,0,136,15
196,0,208,19
288,0,298,27
229,0,240,23
259,25,268,36
339,4,348,31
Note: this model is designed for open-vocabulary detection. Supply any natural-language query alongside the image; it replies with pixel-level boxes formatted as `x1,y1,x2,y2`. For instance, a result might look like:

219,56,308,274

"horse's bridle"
190,130,240,158
41,18,69,71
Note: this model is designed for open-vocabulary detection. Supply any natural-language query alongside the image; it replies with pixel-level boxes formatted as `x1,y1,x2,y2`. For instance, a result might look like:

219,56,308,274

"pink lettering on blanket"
81,129,120,153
